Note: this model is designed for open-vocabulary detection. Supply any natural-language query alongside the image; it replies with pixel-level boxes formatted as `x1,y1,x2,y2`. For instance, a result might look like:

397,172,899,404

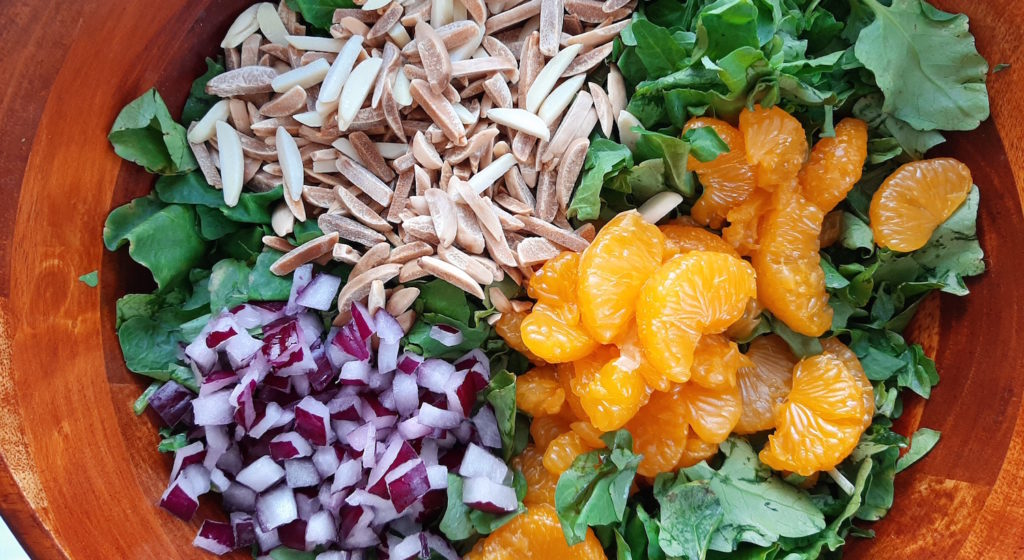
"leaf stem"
827,468,856,495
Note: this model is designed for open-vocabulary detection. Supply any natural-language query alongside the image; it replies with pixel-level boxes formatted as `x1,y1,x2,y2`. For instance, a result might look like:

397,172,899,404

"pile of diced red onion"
148,265,518,557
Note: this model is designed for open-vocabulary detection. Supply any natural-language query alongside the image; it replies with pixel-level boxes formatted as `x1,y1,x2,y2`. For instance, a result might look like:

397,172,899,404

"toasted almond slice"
240,34,262,67
403,215,441,245
466,153,518,194
283,180,308,222
412,131,444,170
516,236,561,266
387,22,413,48
453,101,480,126
215,122,244,207
367,280,387,316
431,0,455,28
221,4,261,48
333,8,378,23
480,36,518,81
335,186,391,232
588,83,614,137
638,191,684,224
510,299,533,313
438,244,494,285
349,131,395,182
372,42,401,109
275,126,304,201
488,286,512,313
566,19,629,48
511,132,537,165
285,35,346,52
537,74,586,126
263,235,296,253
447,127,499,165
459,0,487,24
543,98,596,163
190,139,222,187
386,287,421,316
482,74,513,109
414,165,432,197
319,213,387,246
565,0,633,21
399,259,430,283
575,222,596,242
471,254,504,282
229,98,252,135
504,165,535,207
485,108,550,142
331,137,364,164
518,215,589,251
336,16,372,38
556,138,589,208
518,33,542,108
562,42,613,77
539,0,564,56
188,99,231,143
224,47,241,71
335,263,402,323
409,79,468,146
303,185,337,208
450,57,517,78
454,204,486,254
207,66,278,97
338,57,383,130
335,155,393,206
318,36,364,105
350,242,392,280
243,155,261,184
251,116,301,136
260,85,308,118
270,232,340,275
415,21,453,95
333,243,363,264
408,195,430,215
238,132,279,160
394,309,416,331
386,169,414,224
381,80,407,141
453,179,503,241
257,2,290,45
363,0,393,10
388,241,433,264
535,168,558,222
616,109,642,152
481,226,518,268
525,44,583,112
425,188,459,248
491,200,526,231
485,0,541,34
272,58,331,93
420,256,485,299
271,202,295,237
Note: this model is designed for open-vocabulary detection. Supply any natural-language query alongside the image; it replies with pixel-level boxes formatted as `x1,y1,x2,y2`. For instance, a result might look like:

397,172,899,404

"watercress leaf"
196,205,241,240
418,278,471,323
285,0,357,31
632,19,690,78
249,250,294,301
182,57,226,125
568,139,634,220
635,131,693,195
117,316,183,376
896,428,941,472
838,212,875,252
695,0,761,60
108,89,196,174
103,195,167,251
216,227,266,262
155,172,283,224
856,444,899,521
209,259,251,312
683,125,730,162
105,202,207,291
657,479,724,560
291,219,326,245
853,0,989,131
79,271,99,287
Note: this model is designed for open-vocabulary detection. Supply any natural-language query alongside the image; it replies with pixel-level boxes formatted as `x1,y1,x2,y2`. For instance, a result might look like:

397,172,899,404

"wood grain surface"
0,1,1022,558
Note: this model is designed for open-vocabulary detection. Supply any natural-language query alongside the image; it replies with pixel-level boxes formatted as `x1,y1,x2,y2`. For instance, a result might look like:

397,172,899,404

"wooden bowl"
1,0,1023,557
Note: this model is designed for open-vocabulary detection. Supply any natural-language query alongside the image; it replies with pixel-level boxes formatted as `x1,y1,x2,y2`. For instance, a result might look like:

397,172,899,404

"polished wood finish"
0,1,1022,558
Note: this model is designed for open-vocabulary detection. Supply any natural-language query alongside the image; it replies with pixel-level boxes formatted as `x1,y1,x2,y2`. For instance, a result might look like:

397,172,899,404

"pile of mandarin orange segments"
467,105,974,557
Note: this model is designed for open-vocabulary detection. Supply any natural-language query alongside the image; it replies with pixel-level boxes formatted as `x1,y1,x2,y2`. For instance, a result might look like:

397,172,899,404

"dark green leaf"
896,428,941,472
657,479,724,560
568,139,634,220
440,474,476,541
208,259,251,312
632,19,690,78
117,316,184,375
78,271,99,287
181,57,226,125
104,201,206,291
482,371,518,460
155,172,283,224
268,548,316,560
249,250,294,301
683,126,730,162
285,0,357,31
108,89,196,174
157,431,190,453
695,0,761,60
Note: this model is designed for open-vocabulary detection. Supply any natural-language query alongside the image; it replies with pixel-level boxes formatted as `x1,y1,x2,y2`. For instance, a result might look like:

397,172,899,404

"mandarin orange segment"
542,430,596,475
734,335,797,434
724,298,764,340
464,504,605,560
821,338,875,427
522,302,599,363
625,387,690,477
677,381,743,444
512,446,559,507
495,309,543,365
723,187,772,256
577,354,651,431
752,190,833,337
683,117,758,228
530,413,574,450
614,323,670,392
676,428,720,469
660,225,740,260
516,366,566,417
759,354,869,476
739,105,808,188
578,211,665,344
690,334,751,390
570,421,607,449
799,118,868,212
527,251,581,304
556,363,589,421
869,158,973,252
636,251,757,383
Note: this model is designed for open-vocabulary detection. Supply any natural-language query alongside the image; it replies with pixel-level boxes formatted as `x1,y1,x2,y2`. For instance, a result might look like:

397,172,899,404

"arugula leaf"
78,271,99,287
249,250,294,301
634,131,694,195
632,19,691,77
285,0,356,31
853,0,989,131
555,431,641,545
683,126,730,162
155,172,283,224
896,428,941,472
657,478,724,560
440,474,475,541
568,139,634,221
209,259,251,312
108,89,196,175
104,197,207,290
694,0,761,60
181,57,225,125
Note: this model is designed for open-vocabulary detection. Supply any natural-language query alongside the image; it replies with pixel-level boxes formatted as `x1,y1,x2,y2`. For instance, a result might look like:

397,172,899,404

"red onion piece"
459,443,510,484
297,273,343,311
462,476,518,514
236,455,285,493
193,519,235,556
257,484,299,531
428,324,464,347
148,381,194,427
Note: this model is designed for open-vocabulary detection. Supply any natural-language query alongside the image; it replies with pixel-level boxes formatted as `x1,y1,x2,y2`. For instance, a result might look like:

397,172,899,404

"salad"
100,0,990,558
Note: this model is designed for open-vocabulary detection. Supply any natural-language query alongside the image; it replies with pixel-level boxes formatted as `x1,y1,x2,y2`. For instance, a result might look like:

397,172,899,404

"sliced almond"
485,0,541,34
447,127,499,165
420,256,485,299
238,132,279,160
543,102,597,163
260,85,308,117
275,126,305,201
575,222,596,242
438,244,494,285
458,0,487,24
335,263,402,324
190,140,222,188
381,79,407,140
403,215,441,245
412,131,444,170
539,0,564,56
319,35,364,104
488,286,512,313
372,41,401,109
535,168,558,222
257,2,290,45
229,98,252,135
414,165,432,196
616,109,642,152
388,241,433,264
271,202,296,237
482,73,513,109
409,79,468,145
207,66,278,97
511,131,537,165
335,186,392,232
349,131,395,182
270,232,340,275
318,213,388,246
565,0,633,22
367,280,387,316
525,43,582,112
425,188,459,247
387,169,415,223
285,35,346,52
368,3,404,42
455,204,486,254
518,33,543,109
562,42,614,77
516,236,561,265
263,235,296,253
215,121,244,207
350,242,392,280
452,179,503,241
481,36,519,82
638,191,684,224
399,259,430,283
486,108,550,142
415,21,453,94
339,57,384,129
336,155,394,206
251,116,301,136
408,195,430,215
450,57,517,78
481,226,519,268
271,58,331,93
504,165,536,208
556,137,589,209
518,215,589,251
395,309,417,332
189,99,231,143
222,4,261,48
588,82,615,137
464,152,516,194
386,287,421,316
537,74,586,126
303,185,337,208
333,243,363,264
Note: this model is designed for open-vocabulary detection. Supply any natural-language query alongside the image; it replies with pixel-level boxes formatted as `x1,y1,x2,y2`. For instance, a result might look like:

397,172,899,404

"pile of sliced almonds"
187,0,640,318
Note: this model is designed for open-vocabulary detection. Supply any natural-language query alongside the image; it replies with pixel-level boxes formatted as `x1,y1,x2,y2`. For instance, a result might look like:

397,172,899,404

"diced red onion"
472,406,502,450
225,332,263,368
385,460,430,513
350,303,376,340
338,359,371,385
459,443,510,484
296,492,323,522
248,401,284,439
201,371,239,396
397,353,422,375
185,336,219,374
332,459,363,493
170,441,205,482
426,466,448,490
297,273,343,311
193,519,235,555
418,403,462,429
159,478,200,521
210,468,231,492
193,390,236,426
270,432,314,461
312,445,342,478
285,458,322,488
429,324,464,347
231,302,286,329
462,477,518,514
278,519,308,550
253,522,281,554
397,417,433,440
306,510,338,548
286,264,314,315
236,456,285,493
230,512,256,549
417,359,455,393
148,381,194,427
222,481,257,513
179,464,212,497
425,533,460,560
295,396,333,446
257,484,298,531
